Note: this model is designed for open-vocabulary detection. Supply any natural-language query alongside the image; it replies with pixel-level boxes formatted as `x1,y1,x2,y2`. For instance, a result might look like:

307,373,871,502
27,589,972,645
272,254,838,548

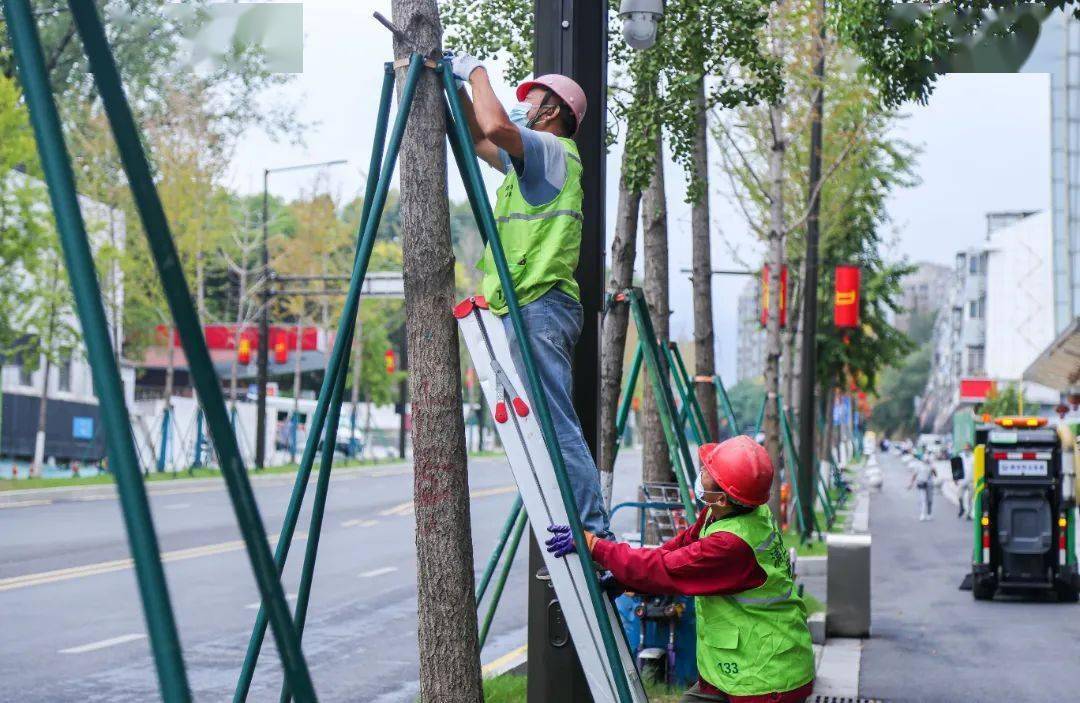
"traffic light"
385,348,396,374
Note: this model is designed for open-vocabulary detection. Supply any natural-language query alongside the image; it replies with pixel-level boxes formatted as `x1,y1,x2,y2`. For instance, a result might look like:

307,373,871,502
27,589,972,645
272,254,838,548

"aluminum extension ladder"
456,296,648,703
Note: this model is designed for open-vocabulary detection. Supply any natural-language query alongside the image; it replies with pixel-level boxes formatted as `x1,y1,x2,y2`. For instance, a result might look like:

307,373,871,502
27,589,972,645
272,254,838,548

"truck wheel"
972,575,996,601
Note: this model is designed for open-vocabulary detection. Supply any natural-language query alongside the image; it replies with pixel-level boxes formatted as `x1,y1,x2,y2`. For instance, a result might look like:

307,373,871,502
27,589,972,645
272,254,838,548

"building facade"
0,172,133,463
735,277,765,383
894,262,953,335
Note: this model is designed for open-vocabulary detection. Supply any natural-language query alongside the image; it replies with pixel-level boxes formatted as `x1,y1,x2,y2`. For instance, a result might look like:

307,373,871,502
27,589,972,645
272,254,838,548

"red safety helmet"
698,436,774,507
516,74,587,135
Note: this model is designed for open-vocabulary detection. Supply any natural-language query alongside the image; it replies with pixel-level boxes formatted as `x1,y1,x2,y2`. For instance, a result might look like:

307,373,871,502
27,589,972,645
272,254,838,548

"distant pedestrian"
956,444,974,520
907,454,938,521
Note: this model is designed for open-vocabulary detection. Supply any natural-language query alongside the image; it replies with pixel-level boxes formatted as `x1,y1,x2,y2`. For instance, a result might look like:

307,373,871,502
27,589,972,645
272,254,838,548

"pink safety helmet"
516,74,587,135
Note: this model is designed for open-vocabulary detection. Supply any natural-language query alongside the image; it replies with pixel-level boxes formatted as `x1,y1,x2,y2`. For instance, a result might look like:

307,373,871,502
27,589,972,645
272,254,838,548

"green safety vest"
480,136,583,315
695,505,815,696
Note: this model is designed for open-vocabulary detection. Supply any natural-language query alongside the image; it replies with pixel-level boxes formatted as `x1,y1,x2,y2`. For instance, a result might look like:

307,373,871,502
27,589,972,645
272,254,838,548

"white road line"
0,532,306,593
161,503,191,510
341,518,378,528
358,566,398,578
59,633,146,654
245,593,297,609
0,499,52,509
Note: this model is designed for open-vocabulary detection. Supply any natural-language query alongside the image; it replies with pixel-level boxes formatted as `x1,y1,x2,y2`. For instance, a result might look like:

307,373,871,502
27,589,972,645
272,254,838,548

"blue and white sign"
72,416,95,440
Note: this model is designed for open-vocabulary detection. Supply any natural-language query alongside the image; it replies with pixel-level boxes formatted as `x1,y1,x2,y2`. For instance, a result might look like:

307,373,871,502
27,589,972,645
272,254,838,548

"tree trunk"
690,77,720,442
291,317,303,463
641,134,673,485
32,354,52,476
782,268,801,417
764,100,785,520
164,323,176,400
597,152,643,508
391,3,483,701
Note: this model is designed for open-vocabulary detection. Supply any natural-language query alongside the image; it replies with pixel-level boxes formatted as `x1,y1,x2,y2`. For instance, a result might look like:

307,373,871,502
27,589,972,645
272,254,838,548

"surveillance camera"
619,0,663,51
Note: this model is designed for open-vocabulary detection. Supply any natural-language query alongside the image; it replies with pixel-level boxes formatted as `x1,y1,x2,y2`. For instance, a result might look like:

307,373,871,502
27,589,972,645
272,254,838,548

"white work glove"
451,52,484,84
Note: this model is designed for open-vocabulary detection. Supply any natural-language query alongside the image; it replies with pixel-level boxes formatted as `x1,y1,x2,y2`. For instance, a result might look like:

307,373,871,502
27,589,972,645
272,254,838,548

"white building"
894,262,953,335
919,211,1059,431
735,277,764,383
0,171,135,463
984,210,1059,404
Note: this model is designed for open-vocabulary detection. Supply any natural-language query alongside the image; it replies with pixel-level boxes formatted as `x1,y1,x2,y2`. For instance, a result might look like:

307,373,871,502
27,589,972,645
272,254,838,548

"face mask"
508,101,532,128
694,473,721,506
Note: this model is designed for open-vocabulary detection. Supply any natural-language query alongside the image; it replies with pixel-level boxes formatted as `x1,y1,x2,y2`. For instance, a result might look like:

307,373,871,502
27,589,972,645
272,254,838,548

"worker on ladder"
450,54,612,546
547,436,815,702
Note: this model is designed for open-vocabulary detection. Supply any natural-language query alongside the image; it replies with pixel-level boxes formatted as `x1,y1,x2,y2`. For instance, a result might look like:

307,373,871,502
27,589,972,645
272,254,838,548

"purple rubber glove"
545,524,577,558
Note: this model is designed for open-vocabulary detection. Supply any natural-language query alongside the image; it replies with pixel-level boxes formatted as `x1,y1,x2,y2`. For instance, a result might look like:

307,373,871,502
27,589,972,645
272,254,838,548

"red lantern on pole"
274,332,289,364
834,265,860,329
385,349,396,374
238,337,252,365
760,264,788,328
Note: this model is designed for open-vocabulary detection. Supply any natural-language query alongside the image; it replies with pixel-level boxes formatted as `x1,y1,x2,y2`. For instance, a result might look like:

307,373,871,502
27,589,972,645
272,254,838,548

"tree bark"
764,100,785,520
597,153,643,508
641,134,673,485
391,3,483,702
690,77,720,442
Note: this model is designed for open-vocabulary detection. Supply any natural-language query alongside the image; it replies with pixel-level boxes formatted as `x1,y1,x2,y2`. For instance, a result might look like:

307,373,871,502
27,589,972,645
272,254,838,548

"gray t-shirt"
495,126,567,207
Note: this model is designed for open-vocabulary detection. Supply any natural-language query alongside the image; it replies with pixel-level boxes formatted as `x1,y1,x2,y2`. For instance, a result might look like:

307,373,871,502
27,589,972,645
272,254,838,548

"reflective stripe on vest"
495,209,583,225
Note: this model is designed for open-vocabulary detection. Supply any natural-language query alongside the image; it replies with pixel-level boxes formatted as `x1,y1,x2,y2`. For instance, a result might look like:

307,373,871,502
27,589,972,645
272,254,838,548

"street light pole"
255,159,348,470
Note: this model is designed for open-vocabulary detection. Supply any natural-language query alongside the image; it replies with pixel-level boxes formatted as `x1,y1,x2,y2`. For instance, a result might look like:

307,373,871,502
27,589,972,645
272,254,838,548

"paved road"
0,451,644,701
860,452,1080,702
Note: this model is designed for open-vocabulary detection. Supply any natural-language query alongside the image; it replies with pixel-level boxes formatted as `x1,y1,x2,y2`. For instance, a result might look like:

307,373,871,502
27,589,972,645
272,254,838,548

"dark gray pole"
256,170,270,470
529,1,607,701
798,0,826,537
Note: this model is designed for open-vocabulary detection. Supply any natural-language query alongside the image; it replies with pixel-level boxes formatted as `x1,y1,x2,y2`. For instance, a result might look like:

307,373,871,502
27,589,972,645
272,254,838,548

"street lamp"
618,0,664,50
256,158,348,470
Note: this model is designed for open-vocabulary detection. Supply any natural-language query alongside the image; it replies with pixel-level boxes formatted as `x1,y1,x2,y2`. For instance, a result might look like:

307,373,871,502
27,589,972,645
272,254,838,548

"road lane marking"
358,566,398,578
0,499,52,509
245,593,297,609
59,633,146,654
0,532,306,593
162,503,191,510
378,485,515,517
345,516,384,526
482,644,527,677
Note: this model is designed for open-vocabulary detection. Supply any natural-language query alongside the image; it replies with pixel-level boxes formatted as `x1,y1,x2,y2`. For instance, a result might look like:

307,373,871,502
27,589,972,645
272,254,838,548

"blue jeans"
502,288,612,538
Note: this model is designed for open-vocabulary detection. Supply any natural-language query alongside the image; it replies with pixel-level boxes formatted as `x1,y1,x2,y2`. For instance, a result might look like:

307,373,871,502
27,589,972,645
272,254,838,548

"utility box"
826,533,871,637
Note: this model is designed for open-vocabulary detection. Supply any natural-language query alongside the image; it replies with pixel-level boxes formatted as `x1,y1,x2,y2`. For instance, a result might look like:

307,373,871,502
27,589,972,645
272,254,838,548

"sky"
227,1,1053,382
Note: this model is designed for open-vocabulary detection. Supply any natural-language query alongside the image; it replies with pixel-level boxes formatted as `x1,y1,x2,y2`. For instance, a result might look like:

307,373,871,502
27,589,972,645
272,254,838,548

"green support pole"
233,61,400,702
157,405,171,472
476,495,525,604
68,5,318,698
2,1,191,698
625,290,697,519
279,327,354,703
752,396,766,437
442,62,634,703
668,343,711,444
779,399,821,538
663,343,708,446
477,506,528,650
613,342,644,457
193,409,205,470
712,376,740,438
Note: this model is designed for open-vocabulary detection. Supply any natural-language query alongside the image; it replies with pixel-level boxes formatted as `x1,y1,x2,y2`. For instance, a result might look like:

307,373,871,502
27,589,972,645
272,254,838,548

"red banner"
834,265,860,329
760,265,788,328
154,324,320,351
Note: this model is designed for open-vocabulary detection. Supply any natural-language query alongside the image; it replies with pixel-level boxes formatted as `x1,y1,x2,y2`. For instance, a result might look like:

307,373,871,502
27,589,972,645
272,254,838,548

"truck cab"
970,417,1078,601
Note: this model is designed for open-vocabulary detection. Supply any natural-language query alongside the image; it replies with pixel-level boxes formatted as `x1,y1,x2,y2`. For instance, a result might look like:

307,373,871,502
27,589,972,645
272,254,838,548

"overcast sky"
227,1,1052,381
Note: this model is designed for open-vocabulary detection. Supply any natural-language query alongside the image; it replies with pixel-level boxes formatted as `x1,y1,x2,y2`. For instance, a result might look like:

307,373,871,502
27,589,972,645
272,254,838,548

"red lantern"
760,264,788,328
834,265,860,329
385,349,396,374
238,338,252,365
274,333,289,364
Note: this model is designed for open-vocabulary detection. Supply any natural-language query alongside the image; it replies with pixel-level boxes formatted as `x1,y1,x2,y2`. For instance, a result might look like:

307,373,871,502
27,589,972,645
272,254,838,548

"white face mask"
694,473,722,507
507,101,532,128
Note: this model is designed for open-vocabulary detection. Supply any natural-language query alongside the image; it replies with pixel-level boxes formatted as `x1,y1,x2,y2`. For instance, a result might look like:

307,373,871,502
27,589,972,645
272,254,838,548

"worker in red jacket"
546,435,815,703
